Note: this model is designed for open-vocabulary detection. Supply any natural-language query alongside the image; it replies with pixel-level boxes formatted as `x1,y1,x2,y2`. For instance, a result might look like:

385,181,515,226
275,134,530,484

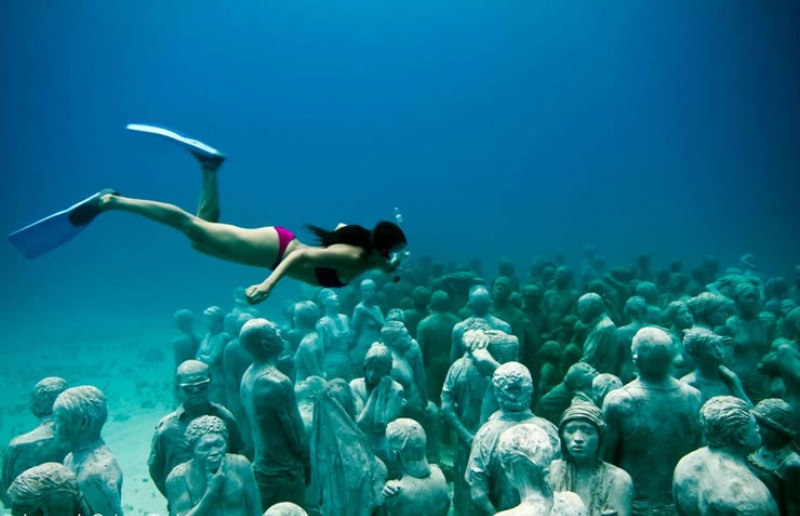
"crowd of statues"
2,250,800,515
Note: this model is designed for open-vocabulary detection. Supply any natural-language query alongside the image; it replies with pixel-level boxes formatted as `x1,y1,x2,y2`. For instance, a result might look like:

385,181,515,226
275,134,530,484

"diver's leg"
100,193,280,267
196,161,221,222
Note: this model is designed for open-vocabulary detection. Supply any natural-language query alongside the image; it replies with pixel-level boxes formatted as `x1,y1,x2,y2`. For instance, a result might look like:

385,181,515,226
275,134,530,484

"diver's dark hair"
306,221,406,254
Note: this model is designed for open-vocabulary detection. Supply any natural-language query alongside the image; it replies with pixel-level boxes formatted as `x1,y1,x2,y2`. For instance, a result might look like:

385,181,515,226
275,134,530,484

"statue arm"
222,345,241,412
441,376,473,445
148,431,168,496
238,459,263,516
607,468,634,516
601,399,622,465
411,345,429,407
451,325,464,364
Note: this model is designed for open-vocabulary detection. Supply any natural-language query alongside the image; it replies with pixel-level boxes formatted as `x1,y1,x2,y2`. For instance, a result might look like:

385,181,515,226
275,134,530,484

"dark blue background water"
2,1,798,326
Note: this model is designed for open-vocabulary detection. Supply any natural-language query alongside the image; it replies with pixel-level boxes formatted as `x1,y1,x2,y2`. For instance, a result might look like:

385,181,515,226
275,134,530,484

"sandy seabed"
0,312,177,515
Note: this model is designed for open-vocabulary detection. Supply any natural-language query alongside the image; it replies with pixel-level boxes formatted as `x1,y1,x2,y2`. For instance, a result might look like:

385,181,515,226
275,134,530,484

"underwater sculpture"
8,124,407,305
196,305,230,406
5,462,90,516
673,396,778,515
451,285,513,363
166,415,261,516
679,327,750,404
602,327,702,516
383,418,450,516
240,318,309,510
417,289,460,404
0,376,69,507
53,385,124,516
576,293,617,375
549,402,633,516
495,424,586,516
316,288,355,381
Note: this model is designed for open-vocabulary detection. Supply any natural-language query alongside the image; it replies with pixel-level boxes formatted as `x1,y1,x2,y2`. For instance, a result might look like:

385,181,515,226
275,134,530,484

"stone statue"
590,373,622,408
661,300,695,378
633,281,662,325
491,276,529,366
612,296,646,382
687,292,734,333
673,396,778,515
536,362,597,425
383,418,450,516
196,305,231,406
351,278,386,370
451,285,512,363
416,290,460,404
292,300,324,383
602,327,702,515
549,402,633,516
543,266,579,337
166,415,261,515
350,343,406,464
1,377,69,506
240,318,309,510
316,288,354,381
403,285,432,338
5,462,91,516
725,280,777,402
173,308,201,371
309,378,386,516
495,424,586,516
149,360,245,498
576,293,617,375
747,398,800,515
466,362,560,515
679,327,750,404
223,312,256,459
264,502,308,515
53,385,123,516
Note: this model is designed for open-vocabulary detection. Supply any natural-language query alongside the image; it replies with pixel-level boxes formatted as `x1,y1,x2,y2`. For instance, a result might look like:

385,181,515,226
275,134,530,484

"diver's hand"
245,282,272,305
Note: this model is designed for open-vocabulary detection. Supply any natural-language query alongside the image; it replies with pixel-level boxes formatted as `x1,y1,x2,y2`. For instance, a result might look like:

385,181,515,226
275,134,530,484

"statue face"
562,420,600,463
741,415,762,453
696,337,724,368
178,380,211,410
736,288,761,316
493,280,511,302
194,432,227,473
360,281,377,301
364,362,391,387
675,304,694,329
53,408,79,448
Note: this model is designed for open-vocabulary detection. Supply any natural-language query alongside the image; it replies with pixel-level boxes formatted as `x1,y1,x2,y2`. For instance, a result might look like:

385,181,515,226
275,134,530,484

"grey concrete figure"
1,377,69,507
747,398,800,516
53,385,123,516
197,305,230,407
602,327,702,515
451,285,512,363
173,308,201,371
5,462,90,516
466,362,560,515
351,279,386,371
577,293,618,375
687,292,734,333
549,402,632,516
661,300,695,378
536,362,598,425
679,327,750,404
383,418,450,516
495,424,586,516
316,289,354,382
491,276,529,369
590,373,622,408
240,318,309,511
166,415,261,515
292,301,324,383
673,396,778,515
149,360,245,498
543,266,579,337
416,290,460,404
223,312,256,459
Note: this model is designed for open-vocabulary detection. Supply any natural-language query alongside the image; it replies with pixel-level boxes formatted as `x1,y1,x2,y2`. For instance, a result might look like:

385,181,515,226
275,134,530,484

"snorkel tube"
391,207,410,282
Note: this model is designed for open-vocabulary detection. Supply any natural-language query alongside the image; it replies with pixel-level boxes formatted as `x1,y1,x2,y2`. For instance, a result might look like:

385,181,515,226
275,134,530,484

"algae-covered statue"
602,327,702,515
495,424,586,516
466,362,560,515
53,385,124,516
383,418,450,516
673,396,778,515
679,327,750,404
166,415,261,515
240,318,309,511
549,402,632,516
1,376,69,507
5,462,91,516
451,285,512,363
576,293,617,376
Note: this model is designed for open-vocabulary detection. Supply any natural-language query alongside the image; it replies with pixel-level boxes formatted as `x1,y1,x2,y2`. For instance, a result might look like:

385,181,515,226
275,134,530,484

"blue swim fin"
126,123,225,168
8,189,115,259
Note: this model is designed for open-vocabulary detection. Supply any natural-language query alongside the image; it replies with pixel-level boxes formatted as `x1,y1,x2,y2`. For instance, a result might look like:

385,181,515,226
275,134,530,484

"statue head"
386,418,430,478
554,266,573,288
752,398,796,448
623,296,647,323
688,292,734,327
497,424,554,488
701,396,760,453
558,401,606,464
173,308,194,332
363,343,393,386
492,276,513,303
53,386,107,449
292,301,319,330
591,373,622,407
264,502,309,516
563,362,597,392
493,362,533,413
381,320,412,352
30,377,68,419
683,328,726,367
733,281,762,317
631,327,674,380
239,318,285,362
468,285,491,316
411,286,432,310
429,290,451,312
202,305,224,331
185,415,228,472
577,293,605,323
359,278,377,301
317,288,340,310
6,462,81,516
635,281,659,304
664,300,694,330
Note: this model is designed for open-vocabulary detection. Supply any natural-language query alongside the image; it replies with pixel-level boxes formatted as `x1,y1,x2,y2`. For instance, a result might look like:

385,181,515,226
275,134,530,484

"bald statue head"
30,376,68,419
239,318,285,362
6,462,81,516
577,293,605,323
631,327,675,380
